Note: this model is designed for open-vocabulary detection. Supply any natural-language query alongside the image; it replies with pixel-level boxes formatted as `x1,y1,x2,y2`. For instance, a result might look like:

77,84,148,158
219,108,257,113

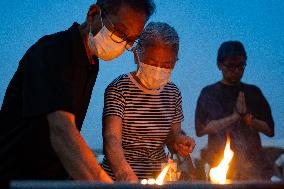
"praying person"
195,41,274,181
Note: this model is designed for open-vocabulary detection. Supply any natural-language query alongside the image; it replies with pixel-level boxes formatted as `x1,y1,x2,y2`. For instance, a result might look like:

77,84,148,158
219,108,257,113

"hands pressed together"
234,91,254,127
235,91,246,116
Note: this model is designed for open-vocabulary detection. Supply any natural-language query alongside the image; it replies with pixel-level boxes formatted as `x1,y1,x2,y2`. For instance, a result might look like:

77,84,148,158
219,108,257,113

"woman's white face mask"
136,62,172,90
88,11,127,61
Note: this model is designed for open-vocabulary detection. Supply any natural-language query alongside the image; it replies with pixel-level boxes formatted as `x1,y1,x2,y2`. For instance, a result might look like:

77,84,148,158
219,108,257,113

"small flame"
147,178,156,185
140,179,148,185
209,137,234,184
140,164,171,185
155,164,171,185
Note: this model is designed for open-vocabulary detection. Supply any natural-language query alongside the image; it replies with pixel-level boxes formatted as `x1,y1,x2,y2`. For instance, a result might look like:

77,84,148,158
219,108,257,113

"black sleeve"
22,41,76,117
195,89,210,136
253,87,275,133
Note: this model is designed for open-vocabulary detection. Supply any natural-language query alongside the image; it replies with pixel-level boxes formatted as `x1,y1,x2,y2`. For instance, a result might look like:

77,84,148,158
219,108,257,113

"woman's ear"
87,4,101,24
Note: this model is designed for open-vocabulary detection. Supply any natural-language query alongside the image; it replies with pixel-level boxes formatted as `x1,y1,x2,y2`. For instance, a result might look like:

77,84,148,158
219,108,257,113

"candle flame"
209,137,234,184
140,164,171,185
155,164,171,185
147,178,156,185
140,179,147,185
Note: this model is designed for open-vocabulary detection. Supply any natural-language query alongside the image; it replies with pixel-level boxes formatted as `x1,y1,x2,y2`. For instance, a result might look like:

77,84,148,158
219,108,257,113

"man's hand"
97,169,113,183
173,134,195,157
235,91,246,115
243,113,254,127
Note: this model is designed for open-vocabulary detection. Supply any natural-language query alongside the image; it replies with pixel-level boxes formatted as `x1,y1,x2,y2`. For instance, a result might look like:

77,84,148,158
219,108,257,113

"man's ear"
133,48,139,65
217,61,222,71
87,4,101,24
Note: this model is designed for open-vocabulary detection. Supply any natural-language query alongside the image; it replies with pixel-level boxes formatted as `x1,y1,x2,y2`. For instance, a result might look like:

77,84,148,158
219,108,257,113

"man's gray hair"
136,22,179,56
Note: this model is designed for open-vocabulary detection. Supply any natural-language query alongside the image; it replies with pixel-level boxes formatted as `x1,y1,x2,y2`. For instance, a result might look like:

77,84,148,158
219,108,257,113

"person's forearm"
47,111,111,181
104,136,134,178
165,122,182,153
199,112,240,136
273,165,283,178
250,118,274,137
50,122,109,180
166,132,181,153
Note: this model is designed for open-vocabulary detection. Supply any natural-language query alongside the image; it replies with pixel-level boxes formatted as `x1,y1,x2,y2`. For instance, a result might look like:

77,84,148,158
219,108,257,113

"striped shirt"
101,73,184,179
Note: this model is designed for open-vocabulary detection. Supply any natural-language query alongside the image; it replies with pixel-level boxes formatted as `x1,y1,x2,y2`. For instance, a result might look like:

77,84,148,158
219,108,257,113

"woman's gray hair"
135,22,179,57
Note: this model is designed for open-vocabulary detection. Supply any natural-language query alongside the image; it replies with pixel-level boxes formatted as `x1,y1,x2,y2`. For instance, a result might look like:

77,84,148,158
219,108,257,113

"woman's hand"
173,134,196,157
115,166,139,183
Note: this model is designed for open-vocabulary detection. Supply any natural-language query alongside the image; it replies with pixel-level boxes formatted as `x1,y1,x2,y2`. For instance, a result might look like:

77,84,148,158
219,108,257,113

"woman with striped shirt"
101,22,195,182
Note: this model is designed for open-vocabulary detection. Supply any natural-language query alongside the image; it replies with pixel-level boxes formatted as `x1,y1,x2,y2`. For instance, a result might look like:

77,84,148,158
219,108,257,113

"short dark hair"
217,41,247,63
96,0,156,22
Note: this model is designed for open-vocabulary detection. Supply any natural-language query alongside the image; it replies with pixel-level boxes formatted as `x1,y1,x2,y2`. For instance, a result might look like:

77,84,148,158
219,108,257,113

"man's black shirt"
0,22,99,179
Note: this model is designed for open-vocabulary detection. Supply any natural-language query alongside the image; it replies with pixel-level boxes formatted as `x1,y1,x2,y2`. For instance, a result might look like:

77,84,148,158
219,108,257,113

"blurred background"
0,0,283,161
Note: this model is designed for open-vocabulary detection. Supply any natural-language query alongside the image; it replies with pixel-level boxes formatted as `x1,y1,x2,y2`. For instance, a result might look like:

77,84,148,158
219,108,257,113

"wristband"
243,113,254,127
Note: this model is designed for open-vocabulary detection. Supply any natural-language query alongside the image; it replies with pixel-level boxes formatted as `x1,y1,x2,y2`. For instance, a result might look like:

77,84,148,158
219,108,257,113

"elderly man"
0,0,155,182
101,22,196,182
195,41,274,181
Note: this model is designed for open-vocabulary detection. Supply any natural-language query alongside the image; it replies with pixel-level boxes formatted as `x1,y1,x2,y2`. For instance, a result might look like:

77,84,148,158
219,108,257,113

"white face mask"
88,11,127,61
136,62,172,90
